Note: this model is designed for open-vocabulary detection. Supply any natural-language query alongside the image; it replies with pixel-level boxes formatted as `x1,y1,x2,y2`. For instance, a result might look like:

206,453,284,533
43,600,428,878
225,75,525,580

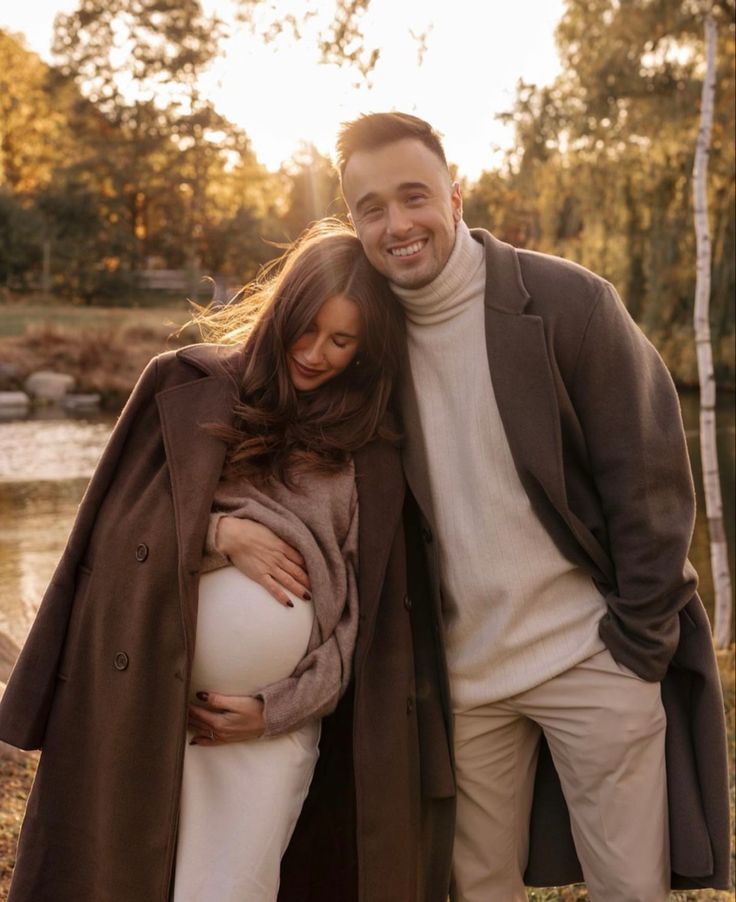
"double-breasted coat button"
135,543,149,562
421,526,433,544
113,652,129,671
403,594,412,611
406,696,414,715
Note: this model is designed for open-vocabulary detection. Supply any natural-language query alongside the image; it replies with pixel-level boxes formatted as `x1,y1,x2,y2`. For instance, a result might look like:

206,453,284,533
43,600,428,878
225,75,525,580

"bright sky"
0,0,565,182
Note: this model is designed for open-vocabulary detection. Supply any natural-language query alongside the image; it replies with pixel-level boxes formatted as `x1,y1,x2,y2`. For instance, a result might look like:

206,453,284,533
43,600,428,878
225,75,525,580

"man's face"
342,138,462,289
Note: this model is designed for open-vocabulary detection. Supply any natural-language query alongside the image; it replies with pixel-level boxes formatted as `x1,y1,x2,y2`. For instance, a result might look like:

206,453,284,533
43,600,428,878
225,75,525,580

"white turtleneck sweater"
393,222,606,709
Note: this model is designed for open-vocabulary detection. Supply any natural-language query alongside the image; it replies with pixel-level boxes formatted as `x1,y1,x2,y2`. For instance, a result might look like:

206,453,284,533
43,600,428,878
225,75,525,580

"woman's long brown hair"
196,219,405,483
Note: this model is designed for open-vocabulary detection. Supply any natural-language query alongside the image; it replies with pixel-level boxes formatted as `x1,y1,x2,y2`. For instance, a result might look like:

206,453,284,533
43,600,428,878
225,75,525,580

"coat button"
135,543,149,562
403,594,412,611
421,526,433,544
113,652,129,671
406,696,414,715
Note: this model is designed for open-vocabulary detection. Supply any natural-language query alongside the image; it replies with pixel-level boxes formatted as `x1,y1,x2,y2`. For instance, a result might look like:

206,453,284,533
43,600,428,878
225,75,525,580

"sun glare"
1,0,565,182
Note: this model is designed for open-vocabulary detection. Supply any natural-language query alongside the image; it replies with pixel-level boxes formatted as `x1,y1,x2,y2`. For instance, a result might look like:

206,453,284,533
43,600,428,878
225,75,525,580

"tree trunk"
693,15,732,649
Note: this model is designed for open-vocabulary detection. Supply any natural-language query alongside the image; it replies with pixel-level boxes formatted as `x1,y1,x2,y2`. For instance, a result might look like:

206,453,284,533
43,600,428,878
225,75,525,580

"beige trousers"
451,648,669,902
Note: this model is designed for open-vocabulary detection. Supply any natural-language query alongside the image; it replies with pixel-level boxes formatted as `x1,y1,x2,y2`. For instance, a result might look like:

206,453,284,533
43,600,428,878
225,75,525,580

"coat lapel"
398,362,436,531
483,309,568,514
477,230,569,517
353,437,405,660
156,347,238,651
479,231,612,576
157,375,233,575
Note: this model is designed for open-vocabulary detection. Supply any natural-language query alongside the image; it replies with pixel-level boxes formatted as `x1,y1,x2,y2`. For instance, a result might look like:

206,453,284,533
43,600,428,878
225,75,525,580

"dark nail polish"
196,691,209,702
189,738,197,746
304,591,312,601
286,600,294,608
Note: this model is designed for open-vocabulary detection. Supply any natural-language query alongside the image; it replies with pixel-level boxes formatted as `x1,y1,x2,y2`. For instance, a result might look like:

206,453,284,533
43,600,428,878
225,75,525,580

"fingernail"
286,600,294,608
196,691,209,701
189,738,197,746
303,591,312,601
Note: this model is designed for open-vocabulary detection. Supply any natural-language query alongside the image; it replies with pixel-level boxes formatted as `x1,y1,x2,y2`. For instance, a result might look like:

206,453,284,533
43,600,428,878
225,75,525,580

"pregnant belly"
191,566,315,697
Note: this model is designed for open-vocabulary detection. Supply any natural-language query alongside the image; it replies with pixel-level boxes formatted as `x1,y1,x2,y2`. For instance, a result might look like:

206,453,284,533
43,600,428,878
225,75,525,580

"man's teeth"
390,241,424,257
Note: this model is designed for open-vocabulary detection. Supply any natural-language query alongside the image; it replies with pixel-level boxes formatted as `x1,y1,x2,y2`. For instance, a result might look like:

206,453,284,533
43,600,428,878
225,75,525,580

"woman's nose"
302,338,325,362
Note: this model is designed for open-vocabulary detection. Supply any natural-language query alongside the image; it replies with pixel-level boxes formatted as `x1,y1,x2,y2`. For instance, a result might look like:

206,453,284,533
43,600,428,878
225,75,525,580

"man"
332,112,729,900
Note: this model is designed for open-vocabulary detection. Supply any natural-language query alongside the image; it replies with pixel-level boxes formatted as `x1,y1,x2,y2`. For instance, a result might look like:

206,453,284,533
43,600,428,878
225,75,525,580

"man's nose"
386,204,412,236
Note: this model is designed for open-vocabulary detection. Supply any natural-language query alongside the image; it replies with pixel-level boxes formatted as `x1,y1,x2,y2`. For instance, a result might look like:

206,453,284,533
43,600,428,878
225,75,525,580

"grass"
0,752,38,894
0,297,198,339
0,651,733,899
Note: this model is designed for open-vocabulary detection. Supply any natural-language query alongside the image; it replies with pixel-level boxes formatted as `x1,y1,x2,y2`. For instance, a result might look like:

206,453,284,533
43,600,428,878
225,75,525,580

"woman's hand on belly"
216,517,312,607
188,691,265,745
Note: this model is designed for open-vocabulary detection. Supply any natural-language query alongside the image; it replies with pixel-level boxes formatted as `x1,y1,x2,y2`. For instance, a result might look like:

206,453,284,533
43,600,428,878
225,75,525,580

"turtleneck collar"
390,221,486,325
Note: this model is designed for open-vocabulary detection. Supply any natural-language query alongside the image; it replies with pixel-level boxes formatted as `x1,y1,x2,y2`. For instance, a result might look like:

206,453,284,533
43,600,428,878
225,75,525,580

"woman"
0,220,412,902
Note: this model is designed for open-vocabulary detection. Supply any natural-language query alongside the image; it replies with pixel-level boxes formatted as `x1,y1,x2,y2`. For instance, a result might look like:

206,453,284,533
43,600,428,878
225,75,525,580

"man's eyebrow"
355,181,431,211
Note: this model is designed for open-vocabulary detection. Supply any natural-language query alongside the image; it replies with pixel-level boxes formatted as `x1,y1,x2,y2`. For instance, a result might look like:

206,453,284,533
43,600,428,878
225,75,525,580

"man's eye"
407,194,426,205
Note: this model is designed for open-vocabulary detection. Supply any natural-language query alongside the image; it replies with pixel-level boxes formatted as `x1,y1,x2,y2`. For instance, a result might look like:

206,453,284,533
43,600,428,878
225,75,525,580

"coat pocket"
57,563,93,681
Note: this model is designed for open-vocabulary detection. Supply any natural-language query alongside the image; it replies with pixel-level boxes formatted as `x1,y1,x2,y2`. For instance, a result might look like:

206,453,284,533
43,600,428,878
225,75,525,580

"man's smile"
388,239,428,258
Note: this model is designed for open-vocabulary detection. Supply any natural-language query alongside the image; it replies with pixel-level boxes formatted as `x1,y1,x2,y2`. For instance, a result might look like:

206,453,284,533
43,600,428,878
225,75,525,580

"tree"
274,144,342,241
0,31,77,194
234,0,378,82
692,14,732,647
466,0,736,385
51,0,225,270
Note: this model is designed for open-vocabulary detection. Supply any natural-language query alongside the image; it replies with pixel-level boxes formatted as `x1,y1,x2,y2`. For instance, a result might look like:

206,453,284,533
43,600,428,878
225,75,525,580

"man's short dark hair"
335,112,448,183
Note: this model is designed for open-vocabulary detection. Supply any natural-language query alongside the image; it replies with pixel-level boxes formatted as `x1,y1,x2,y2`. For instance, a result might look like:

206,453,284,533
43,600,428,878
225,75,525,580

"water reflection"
0,396,733,647
0,479,90,646
0,417,112,646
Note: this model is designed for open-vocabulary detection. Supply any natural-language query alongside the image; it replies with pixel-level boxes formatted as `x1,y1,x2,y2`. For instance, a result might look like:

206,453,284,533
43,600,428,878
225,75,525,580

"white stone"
0,391,30,410
24,370,76,401
63,393,102,410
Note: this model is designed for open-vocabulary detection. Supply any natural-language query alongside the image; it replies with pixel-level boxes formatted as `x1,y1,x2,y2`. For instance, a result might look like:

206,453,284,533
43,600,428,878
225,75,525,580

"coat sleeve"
569,282,698,681
256,487,360,737
0,357,160,749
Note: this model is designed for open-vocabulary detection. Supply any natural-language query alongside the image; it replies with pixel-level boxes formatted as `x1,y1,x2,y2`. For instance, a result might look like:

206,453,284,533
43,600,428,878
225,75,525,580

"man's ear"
451,181,463,224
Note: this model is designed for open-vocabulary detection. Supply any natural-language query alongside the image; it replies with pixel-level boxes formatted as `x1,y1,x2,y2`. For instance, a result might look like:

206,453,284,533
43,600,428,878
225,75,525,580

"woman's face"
287,294,363,392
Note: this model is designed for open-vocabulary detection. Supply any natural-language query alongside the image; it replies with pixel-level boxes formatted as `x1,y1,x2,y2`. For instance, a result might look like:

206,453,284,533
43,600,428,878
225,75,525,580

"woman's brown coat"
0,343,423,901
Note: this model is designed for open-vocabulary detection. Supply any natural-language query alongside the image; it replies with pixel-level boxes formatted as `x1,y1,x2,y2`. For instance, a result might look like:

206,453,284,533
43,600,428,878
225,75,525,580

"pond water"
0,396,734,648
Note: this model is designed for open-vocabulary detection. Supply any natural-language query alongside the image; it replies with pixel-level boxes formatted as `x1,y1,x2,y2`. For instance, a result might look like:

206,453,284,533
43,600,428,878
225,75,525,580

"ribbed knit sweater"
392,222,606,708
203,462,358,736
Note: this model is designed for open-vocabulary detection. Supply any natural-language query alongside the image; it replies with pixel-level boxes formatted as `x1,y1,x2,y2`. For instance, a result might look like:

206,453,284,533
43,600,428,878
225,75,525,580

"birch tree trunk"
693,14,733,649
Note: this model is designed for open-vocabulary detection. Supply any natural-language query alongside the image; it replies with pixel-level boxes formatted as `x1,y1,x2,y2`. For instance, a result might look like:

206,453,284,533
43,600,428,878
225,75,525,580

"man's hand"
216,517,311,606
188,692,266,745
